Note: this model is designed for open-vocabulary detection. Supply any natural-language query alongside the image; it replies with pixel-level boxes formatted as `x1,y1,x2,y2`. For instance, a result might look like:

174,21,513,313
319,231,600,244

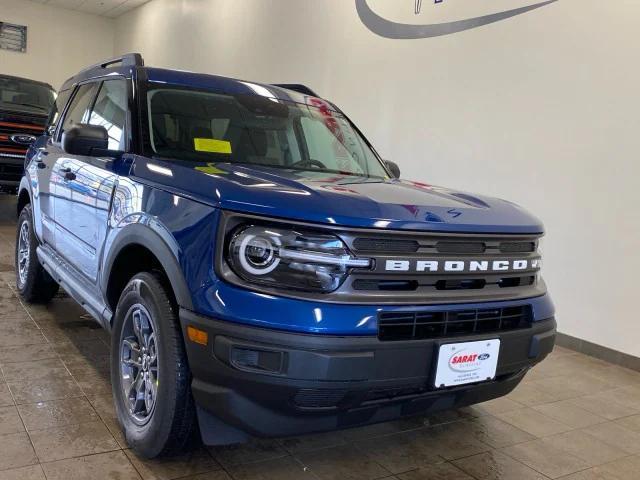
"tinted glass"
147,89,388,178
88,80,128,151
60,83,98,138
46,89,72,132
0,76,55,114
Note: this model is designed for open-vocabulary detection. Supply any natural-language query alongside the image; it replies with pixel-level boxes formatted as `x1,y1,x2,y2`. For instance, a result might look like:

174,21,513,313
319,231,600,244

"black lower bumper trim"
180,309,556,439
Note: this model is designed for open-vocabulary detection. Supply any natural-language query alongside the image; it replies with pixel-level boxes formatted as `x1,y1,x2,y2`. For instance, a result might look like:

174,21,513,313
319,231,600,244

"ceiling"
30,0,151,18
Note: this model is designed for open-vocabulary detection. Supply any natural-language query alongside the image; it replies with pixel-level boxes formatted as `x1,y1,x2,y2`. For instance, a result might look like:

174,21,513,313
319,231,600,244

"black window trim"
53,82,99,145
45,88,72,136
54,74,133,153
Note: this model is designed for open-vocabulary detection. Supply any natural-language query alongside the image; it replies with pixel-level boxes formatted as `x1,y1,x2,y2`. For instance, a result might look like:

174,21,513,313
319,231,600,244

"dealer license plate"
434,339,500,388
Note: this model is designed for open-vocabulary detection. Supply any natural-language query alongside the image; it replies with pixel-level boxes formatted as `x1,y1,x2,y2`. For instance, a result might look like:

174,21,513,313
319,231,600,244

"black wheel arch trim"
17,177,32,213
101,223,194,314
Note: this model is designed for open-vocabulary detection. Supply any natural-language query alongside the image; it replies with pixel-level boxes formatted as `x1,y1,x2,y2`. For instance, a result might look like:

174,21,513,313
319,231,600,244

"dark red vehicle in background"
0,74,55,191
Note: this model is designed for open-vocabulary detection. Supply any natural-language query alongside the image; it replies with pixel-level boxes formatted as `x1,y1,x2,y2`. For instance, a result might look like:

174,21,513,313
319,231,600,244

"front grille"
436,241,485,254
0,117,45,162
351,238,537,255
342,230,543,303
500,242,536,253
352,237,419,253
378,305,532,341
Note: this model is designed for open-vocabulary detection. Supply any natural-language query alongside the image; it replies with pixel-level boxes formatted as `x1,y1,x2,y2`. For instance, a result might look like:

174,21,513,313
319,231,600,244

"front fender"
101,221,194,311
100,177,220,314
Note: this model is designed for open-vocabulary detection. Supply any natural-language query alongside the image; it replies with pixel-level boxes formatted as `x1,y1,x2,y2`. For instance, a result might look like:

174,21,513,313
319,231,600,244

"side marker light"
187,326,208,346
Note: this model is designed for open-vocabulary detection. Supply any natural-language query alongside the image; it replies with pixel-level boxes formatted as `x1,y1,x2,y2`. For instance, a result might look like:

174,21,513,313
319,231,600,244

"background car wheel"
111,271,197,458
15,204,59,303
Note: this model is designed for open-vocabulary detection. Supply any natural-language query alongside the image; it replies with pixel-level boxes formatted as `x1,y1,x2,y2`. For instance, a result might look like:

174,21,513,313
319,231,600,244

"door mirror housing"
384,160,401,179
61,124,120,157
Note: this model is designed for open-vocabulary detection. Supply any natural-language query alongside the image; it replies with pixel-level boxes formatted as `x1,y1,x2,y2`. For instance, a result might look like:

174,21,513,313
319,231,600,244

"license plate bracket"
434,339,500,388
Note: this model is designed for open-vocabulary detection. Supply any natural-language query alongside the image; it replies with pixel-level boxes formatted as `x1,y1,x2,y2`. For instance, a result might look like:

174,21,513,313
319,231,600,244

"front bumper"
180,308,556,440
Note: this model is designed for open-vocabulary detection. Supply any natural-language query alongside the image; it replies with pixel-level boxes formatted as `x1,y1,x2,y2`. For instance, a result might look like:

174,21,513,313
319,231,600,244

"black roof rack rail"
78,53,144,75
272,84,319,97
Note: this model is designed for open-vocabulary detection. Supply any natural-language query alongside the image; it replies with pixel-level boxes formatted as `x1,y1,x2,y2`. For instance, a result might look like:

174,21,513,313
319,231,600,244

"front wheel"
111,272,197,458
15,204,59,303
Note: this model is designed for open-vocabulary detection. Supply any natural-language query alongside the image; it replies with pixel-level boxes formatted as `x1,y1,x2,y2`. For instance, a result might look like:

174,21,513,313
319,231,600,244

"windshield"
147,88,388,178
0,77,55,113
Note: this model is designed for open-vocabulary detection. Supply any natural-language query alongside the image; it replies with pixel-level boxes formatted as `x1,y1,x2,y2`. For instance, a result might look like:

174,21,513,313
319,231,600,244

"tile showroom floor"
1,197,640,480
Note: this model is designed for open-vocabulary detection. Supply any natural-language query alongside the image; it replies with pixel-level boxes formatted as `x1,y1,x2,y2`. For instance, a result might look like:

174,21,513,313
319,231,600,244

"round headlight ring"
237,233,281,276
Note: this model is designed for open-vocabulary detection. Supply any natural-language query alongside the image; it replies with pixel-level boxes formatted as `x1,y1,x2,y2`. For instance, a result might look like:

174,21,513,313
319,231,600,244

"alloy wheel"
120,304,159,425
17,220,30,287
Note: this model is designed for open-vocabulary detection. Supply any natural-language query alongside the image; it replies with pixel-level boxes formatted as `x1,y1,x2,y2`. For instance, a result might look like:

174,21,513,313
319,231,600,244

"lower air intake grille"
293,388,347,409
378,306,532,341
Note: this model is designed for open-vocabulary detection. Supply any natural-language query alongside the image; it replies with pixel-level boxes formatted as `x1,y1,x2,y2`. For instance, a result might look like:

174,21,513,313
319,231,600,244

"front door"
29,89,73,247
52,79,127,282
49,82,98,277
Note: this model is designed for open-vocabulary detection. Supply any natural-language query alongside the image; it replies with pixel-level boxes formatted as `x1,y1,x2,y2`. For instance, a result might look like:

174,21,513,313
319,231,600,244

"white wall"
0,0,115,89
109,0,637,358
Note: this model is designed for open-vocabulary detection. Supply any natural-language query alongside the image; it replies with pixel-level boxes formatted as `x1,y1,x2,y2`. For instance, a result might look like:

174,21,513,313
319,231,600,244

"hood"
131,158,543,234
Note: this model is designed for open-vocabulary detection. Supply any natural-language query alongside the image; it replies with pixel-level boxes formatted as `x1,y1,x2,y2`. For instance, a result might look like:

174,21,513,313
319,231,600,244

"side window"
87,80,128,151
59,83,98,139
46,89,72,134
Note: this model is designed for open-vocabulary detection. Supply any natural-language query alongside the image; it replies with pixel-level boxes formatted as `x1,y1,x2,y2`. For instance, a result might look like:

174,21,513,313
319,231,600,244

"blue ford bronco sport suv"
15,54,555,458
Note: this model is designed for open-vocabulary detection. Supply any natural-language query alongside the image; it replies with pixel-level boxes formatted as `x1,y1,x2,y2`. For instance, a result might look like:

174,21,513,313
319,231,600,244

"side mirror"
62,124,110,156
384,160,401,179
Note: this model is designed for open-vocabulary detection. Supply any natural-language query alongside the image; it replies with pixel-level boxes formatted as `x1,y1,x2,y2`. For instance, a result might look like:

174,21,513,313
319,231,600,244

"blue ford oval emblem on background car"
10,134,37,145
478,353,491,361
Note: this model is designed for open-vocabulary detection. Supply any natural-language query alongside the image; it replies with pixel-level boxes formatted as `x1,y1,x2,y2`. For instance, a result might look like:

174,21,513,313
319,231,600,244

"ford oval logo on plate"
10,134,37,146
478,353,491,361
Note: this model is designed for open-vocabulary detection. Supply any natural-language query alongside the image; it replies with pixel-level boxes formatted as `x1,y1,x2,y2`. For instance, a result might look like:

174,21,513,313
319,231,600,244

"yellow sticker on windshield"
194,138,232,154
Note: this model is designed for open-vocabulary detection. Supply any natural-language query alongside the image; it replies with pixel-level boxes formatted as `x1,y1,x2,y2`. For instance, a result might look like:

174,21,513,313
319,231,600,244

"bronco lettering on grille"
384,259,540,273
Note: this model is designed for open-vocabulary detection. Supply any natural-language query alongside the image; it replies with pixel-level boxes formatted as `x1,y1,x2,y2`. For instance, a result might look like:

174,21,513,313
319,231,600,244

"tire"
111,271,197,458
15,204,59,303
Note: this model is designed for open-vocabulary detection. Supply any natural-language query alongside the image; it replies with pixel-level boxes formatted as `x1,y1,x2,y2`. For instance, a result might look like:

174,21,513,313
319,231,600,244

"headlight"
227,225,371,292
